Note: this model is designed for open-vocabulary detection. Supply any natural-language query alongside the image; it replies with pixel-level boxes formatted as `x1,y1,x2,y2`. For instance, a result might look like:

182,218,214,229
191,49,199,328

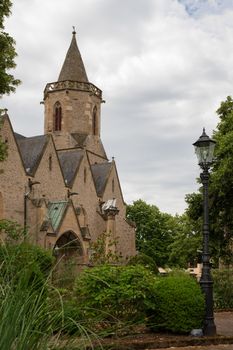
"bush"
75,264,156,325
0,242,54,291
127,253,159,274
147,274,205,333
212,269,233,309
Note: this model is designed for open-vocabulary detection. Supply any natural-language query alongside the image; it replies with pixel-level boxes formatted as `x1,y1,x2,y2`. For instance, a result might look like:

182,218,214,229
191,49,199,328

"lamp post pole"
200,165,216,336
193,128,216,336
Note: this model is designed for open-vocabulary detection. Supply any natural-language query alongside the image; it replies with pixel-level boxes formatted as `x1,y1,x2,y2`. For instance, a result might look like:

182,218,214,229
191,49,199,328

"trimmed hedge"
147,274,205,333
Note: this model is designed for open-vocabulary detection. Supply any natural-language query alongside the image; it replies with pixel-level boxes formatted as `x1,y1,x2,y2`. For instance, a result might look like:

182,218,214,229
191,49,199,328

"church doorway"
54,231,83,258
53,231,84,287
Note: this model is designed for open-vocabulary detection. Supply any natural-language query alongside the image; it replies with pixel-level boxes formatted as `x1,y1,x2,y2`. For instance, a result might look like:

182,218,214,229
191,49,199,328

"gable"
33,136,66,200
57,202,82,242
102,161,125,205
0,115,26,174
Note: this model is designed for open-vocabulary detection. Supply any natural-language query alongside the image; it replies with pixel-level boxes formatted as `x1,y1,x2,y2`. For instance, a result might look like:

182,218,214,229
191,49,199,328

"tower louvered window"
54,102,62,131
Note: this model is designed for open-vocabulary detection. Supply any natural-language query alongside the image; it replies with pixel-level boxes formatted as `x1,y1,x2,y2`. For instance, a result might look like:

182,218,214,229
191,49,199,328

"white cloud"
1,0,233,214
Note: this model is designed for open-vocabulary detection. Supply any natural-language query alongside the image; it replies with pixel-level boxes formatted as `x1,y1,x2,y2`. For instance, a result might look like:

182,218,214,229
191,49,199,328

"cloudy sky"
1,0,233,215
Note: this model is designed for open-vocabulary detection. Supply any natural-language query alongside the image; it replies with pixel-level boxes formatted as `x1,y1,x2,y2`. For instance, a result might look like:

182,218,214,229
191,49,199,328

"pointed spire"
58,29,88,82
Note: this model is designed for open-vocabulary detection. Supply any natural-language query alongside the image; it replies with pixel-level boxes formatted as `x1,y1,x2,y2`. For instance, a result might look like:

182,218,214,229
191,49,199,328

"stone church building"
0,30,136,264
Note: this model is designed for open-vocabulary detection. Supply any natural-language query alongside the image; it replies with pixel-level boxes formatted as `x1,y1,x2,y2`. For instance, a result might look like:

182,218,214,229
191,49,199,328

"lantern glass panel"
194,141,215,165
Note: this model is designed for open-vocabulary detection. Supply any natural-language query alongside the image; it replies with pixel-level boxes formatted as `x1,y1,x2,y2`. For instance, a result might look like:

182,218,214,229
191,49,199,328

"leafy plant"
89,231,122,265
212,269,233,309
0,241,54,287
127,253,159,274
75,264,156,326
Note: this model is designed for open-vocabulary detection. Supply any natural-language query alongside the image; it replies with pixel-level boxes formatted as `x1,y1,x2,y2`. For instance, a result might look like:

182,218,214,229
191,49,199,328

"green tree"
0,1,20,161
210,96,233,264
185,96,233,266
126,199,176,266
168,213,202,268
0,0,20,96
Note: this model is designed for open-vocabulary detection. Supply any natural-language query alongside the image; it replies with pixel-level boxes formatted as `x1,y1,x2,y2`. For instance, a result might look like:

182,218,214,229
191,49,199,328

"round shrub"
75,264,156,323
147,274,205,333
127,253,159,274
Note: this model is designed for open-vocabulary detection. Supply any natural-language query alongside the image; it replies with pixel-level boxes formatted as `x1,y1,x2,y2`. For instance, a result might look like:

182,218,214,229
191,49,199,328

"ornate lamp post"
193,128,216,336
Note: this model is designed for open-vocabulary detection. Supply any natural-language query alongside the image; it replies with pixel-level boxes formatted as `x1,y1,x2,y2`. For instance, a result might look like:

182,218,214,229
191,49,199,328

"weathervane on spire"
72,26,76,35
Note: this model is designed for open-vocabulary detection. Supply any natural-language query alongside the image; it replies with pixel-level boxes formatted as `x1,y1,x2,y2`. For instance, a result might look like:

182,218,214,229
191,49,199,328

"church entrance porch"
53,231,85,287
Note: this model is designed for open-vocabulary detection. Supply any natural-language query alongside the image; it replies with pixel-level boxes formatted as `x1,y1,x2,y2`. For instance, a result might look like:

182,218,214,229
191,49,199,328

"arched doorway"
54,231,83,258
53,231,84,287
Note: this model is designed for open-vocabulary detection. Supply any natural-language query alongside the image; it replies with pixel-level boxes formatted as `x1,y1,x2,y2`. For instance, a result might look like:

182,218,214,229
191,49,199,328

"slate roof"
91,162,112,197
16,135,49,175
14,132,26,140
71,133,88,147
58,149,84,186
47,201,68,231
58,31,88,83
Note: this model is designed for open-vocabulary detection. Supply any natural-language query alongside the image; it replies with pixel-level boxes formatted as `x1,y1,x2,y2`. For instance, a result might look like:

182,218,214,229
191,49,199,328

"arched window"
92,105,97,135
54,102,62,131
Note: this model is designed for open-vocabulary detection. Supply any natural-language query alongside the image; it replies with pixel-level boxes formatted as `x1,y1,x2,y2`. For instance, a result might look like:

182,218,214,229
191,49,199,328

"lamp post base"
200,273,217,336
203,318,216,336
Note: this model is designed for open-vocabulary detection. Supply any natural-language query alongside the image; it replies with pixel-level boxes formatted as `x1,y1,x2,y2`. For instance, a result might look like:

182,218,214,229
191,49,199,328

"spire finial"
72,26,76,35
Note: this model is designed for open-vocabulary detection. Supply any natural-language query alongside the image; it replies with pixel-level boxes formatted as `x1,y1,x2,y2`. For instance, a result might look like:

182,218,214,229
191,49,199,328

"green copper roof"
47,201,68,231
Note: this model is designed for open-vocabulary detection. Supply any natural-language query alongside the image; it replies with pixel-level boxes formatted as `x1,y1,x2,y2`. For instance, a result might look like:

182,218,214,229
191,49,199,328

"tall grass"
0,242,98,350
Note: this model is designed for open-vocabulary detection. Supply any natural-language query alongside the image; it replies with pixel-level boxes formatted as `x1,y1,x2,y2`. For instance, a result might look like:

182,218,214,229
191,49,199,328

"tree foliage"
209,96,233,263
126,199,177,266
168,213,202,268
185,96,233,265
0,0,20,96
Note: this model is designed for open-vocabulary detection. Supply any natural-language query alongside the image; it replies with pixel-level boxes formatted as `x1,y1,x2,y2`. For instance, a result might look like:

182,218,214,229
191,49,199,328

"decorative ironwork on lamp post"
193,128,216,336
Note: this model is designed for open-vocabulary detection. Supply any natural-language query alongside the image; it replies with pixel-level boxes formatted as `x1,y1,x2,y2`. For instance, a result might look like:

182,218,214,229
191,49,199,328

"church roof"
58,149,84,186
91,162,112,197
14,132,26,140
16,135,49,175
71,133,88,147
58,31,88,82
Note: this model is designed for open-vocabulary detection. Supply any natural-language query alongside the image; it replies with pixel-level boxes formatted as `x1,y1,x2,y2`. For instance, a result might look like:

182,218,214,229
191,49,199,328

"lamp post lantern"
193,128,216,336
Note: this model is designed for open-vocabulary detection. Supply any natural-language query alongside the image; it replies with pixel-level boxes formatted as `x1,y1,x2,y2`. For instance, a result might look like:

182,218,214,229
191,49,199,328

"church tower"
43,30,106,157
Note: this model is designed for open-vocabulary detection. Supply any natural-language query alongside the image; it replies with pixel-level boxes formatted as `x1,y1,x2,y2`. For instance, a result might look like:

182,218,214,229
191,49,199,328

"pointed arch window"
54,102,62,131
92,105,97,135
